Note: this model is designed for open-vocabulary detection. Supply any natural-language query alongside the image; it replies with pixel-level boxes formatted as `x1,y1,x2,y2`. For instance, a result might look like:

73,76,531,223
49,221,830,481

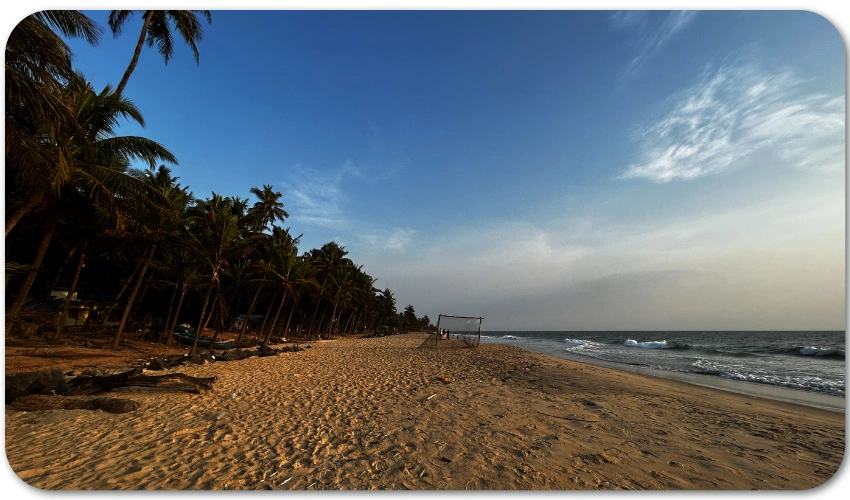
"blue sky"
3,5,846,330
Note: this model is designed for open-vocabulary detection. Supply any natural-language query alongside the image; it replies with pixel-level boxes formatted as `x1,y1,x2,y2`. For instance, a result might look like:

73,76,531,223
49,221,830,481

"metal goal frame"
434,314,483,347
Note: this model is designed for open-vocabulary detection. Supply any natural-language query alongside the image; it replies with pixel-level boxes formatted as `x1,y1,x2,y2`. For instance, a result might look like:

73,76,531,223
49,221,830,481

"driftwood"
67,369,217,396
7,369,217,414
11,394,140,414
6,368,70,404
5,341,306,412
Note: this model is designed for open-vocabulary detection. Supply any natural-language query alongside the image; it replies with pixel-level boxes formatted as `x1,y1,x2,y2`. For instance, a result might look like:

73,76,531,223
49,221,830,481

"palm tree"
305,242,352,339
5,10,101,238
109,165,190,348
403,305,417,332
258,228,313,346
376,288,397,333
249,184,289,232
184,194,264,356
107,10,212,96
50,192,109,341
7,77,176,321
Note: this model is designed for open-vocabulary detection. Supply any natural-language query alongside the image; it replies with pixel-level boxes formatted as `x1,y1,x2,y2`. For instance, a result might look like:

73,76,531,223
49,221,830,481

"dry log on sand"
67,369,216,396
11,395,140,414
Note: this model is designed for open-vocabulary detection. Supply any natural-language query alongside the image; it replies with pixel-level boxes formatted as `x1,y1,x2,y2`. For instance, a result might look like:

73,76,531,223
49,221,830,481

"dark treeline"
5,11,431,356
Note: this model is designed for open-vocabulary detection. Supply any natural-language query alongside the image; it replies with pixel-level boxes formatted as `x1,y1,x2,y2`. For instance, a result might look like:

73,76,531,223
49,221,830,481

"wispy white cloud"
621,63,845,182
360,227,417,251
280,159,418,253
280,161,360,229
611,11,698,84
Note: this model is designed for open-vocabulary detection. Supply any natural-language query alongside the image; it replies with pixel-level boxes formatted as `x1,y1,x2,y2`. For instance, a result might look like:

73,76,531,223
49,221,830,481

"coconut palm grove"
6,11,429,355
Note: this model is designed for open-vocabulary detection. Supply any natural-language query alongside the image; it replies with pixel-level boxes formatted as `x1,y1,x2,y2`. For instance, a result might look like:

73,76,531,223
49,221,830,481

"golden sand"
4,333,845,490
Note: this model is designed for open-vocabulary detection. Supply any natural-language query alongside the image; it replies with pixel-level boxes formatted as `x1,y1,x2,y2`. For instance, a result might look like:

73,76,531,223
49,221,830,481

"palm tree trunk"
206,312,226,352
131,271,155,328
237,287,262,344
190,280,215,356
7,219,56,320
115,11,154,96
53,250,85,341
165,283,188,347
202,293,219,332
100,255,145,326
43,247,76,306
281,301,296,341
257,291,277,343
318,308,330,340
329,290,342,338
112,243,156,348
5,196,40,237
228,285,242,331
308,289,325,340
262,291,287,346
307,275,328,340
343,311,355,335
161,282,179,343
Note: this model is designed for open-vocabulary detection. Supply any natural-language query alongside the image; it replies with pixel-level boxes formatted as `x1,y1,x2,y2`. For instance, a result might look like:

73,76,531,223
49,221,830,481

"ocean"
477,331,846,400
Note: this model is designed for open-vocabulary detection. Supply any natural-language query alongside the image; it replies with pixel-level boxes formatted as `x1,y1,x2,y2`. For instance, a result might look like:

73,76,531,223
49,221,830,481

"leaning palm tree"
7,76,176,321
5,10,102,237
107,10,212,96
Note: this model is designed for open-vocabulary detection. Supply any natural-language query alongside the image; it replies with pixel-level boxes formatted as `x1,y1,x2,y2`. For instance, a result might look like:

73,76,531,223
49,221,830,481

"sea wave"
624,339,671,349
501,335,520,340
692,359,845,397
563,338,594,346
799,346,845,359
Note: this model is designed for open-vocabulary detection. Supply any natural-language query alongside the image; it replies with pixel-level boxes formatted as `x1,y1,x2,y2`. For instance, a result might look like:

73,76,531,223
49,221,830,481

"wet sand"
4,333,845,490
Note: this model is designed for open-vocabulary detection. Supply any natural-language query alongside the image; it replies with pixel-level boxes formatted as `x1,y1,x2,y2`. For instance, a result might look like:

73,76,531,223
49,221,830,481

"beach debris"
231,392,237,400
281,477,293,485
440,457,453,463
11,394,140,414
146,357,171,371
6,368,217,409
5,369,70,403
67,369,216,396
419,469,426,478
215,411,226,420
424,394,437,402
437,376,451,384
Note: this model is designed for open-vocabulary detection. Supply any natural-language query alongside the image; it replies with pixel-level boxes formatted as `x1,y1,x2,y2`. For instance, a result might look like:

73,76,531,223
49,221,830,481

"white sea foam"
501,335,520,340
800,346,842,357
624,339,669,349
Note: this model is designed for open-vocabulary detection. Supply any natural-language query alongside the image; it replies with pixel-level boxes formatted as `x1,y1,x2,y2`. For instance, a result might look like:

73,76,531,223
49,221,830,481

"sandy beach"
4,333,845,490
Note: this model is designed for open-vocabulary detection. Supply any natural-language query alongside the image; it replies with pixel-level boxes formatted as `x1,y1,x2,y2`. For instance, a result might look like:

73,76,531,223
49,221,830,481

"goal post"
434,314,483,347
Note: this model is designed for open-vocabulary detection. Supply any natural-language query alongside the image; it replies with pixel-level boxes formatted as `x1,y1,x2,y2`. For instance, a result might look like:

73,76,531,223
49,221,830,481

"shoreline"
486,341,846,413
5,333,845,490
